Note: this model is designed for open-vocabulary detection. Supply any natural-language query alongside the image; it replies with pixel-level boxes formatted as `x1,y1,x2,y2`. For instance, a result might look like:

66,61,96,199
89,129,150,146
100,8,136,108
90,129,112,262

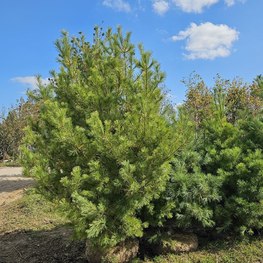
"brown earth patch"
0,167,86,263
0,227,86,263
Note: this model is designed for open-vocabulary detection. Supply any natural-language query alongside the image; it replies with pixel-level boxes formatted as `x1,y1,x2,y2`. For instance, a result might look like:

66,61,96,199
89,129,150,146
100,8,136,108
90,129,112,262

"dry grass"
140,237,263,263
0,189,68,233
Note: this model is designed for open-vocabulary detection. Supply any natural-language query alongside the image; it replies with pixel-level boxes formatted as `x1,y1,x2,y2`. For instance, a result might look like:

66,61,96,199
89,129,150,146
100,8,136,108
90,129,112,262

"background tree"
183,73,213,131
0,98,37,161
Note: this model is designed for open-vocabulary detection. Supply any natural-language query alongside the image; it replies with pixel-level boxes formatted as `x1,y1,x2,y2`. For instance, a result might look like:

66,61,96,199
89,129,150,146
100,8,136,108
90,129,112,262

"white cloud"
102,0,131,12
153,0,169,15
102,0,246,16
224,0,245,6
172,0,219,13
172,22,239,60
12,76,49,89
225,0,235,5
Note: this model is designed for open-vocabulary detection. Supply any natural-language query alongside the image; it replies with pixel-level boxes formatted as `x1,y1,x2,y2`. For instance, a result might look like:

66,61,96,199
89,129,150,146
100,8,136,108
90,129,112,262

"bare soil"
0,167,86,263
0,227,86,263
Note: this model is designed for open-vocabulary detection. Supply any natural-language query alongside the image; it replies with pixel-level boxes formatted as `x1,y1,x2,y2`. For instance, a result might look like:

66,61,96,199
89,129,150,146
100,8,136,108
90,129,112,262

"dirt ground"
0,227,86,263
0,167,86,263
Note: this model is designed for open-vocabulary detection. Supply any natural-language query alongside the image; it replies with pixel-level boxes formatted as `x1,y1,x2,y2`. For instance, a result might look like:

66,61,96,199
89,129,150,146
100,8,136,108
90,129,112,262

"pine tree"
21,27,178,249
178,75,263,235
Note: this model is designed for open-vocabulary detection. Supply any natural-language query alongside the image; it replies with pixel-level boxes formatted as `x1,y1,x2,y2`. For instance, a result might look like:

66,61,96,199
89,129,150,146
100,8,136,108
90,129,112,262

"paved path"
0,167,34,206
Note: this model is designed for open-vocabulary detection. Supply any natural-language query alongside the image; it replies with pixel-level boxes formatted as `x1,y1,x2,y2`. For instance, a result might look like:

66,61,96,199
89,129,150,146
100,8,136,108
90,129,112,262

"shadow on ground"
0,226,87,263
0,179,34,193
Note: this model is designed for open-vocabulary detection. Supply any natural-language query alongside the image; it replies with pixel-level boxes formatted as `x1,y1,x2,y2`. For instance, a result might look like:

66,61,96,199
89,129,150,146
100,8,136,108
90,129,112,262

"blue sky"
0,0,262,109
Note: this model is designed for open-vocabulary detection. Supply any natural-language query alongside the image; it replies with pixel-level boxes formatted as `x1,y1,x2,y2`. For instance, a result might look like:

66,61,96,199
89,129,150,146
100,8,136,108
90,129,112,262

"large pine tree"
22,27,178,248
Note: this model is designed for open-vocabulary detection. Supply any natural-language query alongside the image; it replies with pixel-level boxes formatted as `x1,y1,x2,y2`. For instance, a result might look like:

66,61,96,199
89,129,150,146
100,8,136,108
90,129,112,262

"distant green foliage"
0,98,37,161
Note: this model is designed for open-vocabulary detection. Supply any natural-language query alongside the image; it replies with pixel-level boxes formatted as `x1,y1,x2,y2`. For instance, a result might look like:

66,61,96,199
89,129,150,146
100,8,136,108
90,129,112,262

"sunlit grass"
0,188,69,233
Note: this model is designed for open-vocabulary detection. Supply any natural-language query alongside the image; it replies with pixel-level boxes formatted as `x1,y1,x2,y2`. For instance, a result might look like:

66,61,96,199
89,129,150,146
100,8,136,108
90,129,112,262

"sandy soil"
0,167,34,206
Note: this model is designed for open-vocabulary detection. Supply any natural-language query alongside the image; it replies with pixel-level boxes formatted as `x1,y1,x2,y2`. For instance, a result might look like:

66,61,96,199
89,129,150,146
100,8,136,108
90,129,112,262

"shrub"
182,76,263,235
